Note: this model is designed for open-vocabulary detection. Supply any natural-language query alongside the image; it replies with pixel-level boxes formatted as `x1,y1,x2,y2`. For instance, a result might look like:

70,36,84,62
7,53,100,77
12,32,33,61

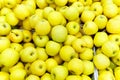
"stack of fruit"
0,0,120,80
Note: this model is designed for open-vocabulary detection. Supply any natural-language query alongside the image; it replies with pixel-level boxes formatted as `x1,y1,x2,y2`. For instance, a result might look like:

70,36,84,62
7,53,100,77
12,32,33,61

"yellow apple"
0,7,12,16
54,0,68,6
4,0,17,8
66,75,82,80
0,71,9,80
22,18,32,30
10,43,23,52
41,73,52,80
64,35,77,45
0,16,6,22
36,0,48,9
26,74,40,80
22,30,32,42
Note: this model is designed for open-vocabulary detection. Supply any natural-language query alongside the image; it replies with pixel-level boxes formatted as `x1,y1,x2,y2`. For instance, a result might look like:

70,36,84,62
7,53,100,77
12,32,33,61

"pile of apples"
0,0,120,80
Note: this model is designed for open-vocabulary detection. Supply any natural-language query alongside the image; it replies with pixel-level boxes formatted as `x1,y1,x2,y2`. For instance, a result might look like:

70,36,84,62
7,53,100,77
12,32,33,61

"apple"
35,9,44,18
30,60,46,76
41,73,52,80
51,25,68,42
54,0,68,6
47,11,63,26
10,43,23,52
36,48,48,61
35,19,51,36
0,71,9,80
25,63,31,75
4,0,17,8
13,4,30,20
8,29,23,43
53,54,63,65
57,6,68,15
79,0,93,6
66,75,82,80
45,58,58,73
10,68,26,80
22,18,32,30
6,12,19,26
0,37,10,52
33,32,49,47
0,7,12,16
64,35,77,45
43,6,55,19
46,0,54,4
23,42,35,48
0,48,19,67
51,65,68,80
64,6,79,21
0,16,6,22
1,66,9,72
59,45,76,61
0,22,11,35
45,41,61,56
0,0,5,9
36,0,48,9
20,46,38,62
109,34,120,45
22,29,32,42
26,74,40,80
72,38,87,52
66,21,80,35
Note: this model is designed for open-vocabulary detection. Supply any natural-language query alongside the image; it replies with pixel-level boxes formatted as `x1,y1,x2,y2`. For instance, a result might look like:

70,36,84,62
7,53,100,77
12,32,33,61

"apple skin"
0,37,11,52
0,48,19,67
0,71,9,80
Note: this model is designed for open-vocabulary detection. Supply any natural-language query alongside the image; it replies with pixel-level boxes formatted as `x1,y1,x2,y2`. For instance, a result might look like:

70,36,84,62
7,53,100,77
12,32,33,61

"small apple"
54,0,68,6
53,54,63,65
25,63,31,75
0,37,10,52
20,46,38,62
66,21,80,35
51,25,68,42
0,16,6,22
10,68,26,80
72,38,87,52
6,12,19,26
13,4,30,20
43,7,54,19
35,9,44,18
0,71,9,80
64,35,77,45
8,29,23,43
47,11,63,26
36,47,48,61
0,48,19,67
68,58,84,75
4,0,17,8
79,0,92,6
45,41,61,56
59,45,76,61
41,73,52,80
22,18,32,30
0,7,12,16
36,0,48,9
22,29,32,42
51,65,68,80
66,75,82,80
0,22,11,35
30,59,46,76
26,74,40,80
35,19,51,36
10,43,23,52
23,42,35,48
33,32,49,47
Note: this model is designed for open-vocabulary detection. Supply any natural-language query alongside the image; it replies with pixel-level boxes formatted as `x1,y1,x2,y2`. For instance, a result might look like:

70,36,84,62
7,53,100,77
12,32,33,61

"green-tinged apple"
68,58,84,75
0,22,11,35
66,75,82,80
72,38,86,52
0,16,6,22
0,7,12,16
36,0,48,9
13,4,30,20
35,19,51,35
51,65,68,80
71,1,84,14
30,60,46,76
57,6,68,15
22,30,32,42
64,6,79,21
10,68,26,80
64,35,77,45
0,71,9,80
20,46,38,62
0,48,19,67
66,21,80,35
59,45,76,61
26,74,40,80
41,73,52,80
33,32,49,47
6,12,19,26
47,11,63,26
101,41,119,57
8,29,23,43
10,43,23,52
43,6,55,19
45,58,58,73
9,62,24,73
36,47,48,61
45,41,61,56
0,37,10,52
4,0,17,8
54,0,68,6
51,25,68,42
